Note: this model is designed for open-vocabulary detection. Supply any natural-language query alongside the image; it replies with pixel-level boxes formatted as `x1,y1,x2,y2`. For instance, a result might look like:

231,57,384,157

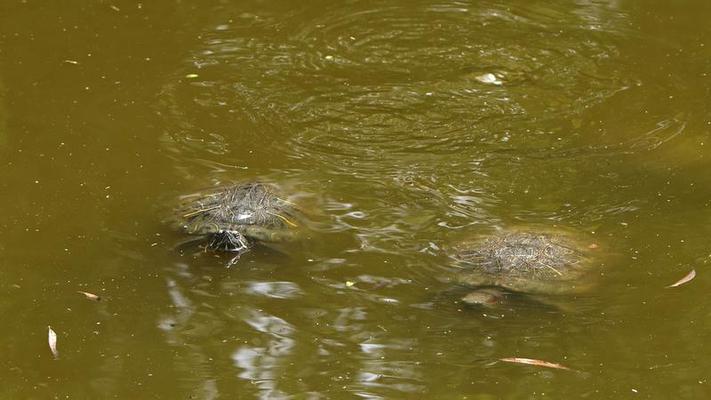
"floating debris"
63,60,79,65
500,357,571,371
48,326,59,359
345,281,356,287
77,291,101,301
185,73,199,79
475,73,503,86
666,269,696,288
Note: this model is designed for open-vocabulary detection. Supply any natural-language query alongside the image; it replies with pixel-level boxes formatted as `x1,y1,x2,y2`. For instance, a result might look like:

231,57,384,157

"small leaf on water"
77,291,101,301
47,326,59,359
500,357,571,371
475,73,503,86
666,269,696,288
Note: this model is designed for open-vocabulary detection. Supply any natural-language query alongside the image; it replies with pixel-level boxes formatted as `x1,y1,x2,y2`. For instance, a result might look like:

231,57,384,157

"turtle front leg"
460,287,507,308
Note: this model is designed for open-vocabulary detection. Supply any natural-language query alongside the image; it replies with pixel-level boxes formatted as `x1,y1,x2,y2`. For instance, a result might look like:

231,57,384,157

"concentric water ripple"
157,1,642,251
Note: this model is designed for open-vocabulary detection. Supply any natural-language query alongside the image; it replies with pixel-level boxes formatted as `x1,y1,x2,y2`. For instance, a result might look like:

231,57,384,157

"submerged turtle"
450,228,600,308
172,182,304,254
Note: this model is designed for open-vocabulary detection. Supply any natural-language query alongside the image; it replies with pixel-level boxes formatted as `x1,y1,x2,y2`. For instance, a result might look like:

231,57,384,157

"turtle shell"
452,229,597,295
173,182,303,251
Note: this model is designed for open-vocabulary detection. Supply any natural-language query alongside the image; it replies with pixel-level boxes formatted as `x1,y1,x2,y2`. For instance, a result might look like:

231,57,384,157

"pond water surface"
1,1,710,398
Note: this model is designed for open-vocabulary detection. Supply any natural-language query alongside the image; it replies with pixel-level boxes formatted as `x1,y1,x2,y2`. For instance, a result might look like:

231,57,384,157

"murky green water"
1,1,710,398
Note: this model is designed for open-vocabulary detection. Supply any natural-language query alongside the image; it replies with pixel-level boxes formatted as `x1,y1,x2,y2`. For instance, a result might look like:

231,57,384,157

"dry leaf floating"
666,269,696,288
48,326,58,359
500,357,571,371
77,291,101,301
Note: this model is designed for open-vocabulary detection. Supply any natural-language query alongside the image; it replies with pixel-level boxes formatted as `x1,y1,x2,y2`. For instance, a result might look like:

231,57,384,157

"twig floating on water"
500,357,571,371
666,269,696,288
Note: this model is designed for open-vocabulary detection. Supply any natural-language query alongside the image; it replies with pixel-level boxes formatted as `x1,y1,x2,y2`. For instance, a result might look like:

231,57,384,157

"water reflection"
355,338,424,397
156,0,649,255
1,0,711,397
153,3,639,397
244,281,303,299
233,310,296,399
147,0,711,398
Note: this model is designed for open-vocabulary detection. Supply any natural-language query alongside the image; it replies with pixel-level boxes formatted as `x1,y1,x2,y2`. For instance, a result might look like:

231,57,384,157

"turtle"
171,182,305,255
450,228,600,309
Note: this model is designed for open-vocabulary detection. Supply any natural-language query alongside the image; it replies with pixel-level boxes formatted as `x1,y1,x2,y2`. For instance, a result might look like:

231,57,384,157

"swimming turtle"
450,228,600,308
172,182,304,254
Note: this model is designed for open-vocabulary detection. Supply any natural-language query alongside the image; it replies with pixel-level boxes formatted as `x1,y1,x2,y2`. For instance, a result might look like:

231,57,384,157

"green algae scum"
1,1,710,398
